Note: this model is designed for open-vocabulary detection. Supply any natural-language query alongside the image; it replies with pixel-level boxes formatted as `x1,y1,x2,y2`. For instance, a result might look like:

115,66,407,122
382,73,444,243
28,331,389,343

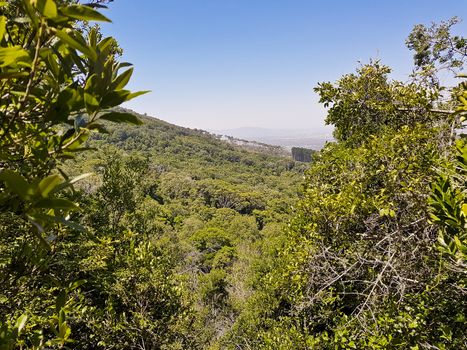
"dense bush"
1,2,466,349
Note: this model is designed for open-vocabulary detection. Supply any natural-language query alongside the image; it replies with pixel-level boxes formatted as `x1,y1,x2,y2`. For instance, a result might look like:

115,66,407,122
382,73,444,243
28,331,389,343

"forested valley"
0,1,466,349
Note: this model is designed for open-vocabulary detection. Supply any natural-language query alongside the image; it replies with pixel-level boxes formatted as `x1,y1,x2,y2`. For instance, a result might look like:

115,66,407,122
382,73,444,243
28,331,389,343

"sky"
100,0,467,131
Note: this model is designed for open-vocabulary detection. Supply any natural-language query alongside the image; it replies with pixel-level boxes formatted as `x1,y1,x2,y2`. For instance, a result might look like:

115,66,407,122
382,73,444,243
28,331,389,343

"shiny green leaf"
0,170,34,200
55,29,97,61
0,16,6,39
87,122,109,133
126,90,150,101
0,46,30,67
34,198,79,210
38,174,62,198
60,4,111,22
35,0,57,18
84,92,99,113
112,68,133,90
99,111,143,125
15,314,28,334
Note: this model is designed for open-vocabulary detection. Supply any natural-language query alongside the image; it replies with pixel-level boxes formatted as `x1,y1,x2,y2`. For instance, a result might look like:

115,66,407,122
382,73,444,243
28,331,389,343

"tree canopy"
1,3,466,349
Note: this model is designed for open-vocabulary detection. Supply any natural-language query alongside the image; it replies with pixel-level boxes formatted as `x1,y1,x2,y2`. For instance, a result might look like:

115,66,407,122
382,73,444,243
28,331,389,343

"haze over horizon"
101,0,467,131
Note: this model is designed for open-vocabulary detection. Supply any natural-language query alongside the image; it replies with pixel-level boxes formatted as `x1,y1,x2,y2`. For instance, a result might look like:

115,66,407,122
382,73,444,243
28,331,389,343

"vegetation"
0,1,466,349
223,20,467,350
291,147,315,162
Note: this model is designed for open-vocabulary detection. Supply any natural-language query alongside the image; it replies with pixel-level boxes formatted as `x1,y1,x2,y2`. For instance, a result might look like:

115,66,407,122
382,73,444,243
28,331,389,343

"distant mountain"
210,127,334,150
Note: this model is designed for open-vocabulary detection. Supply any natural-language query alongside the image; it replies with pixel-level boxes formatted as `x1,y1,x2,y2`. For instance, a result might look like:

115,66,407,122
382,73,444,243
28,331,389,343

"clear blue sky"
100,0,467,131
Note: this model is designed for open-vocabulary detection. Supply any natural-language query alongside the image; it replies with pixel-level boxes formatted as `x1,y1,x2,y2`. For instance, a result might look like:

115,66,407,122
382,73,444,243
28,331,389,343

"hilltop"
85,108,305,173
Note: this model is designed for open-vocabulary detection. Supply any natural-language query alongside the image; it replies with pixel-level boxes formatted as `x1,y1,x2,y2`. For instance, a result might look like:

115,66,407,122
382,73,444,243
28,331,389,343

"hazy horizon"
208,125,334,139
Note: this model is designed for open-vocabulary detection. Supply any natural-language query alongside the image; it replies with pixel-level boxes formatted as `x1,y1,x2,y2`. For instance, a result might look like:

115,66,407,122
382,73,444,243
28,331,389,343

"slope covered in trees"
1,1,466,349
62,112,306,348
0,2,304,344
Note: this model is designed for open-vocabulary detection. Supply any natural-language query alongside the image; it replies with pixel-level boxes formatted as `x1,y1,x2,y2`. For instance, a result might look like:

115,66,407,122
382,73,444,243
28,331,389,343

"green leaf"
27,216,45,233
52,216,85,231
97,37,116,53
53,172,93,192
59,128,76,148
25,215,51,250
45,50,60,78
101,89,131,108
112,68,133,90
116,62,133,70
30,213,85,231
55,29,97,61
60,4,111,22
58,309,66,328
0,16,6,40
64,131,90,151
0,170,34,200
88,27,97,47
34,198,79,210
38,174,62,198
48,87,83,122
84,73,97,92
0,46,30,67
99,112,143,125
84,76,100,113
101,90,149,108
22,0,39,27
15,314,28,335
35,0,57,18
0,71,29,80
84,92,99,113
126,90,150,101
87,122,109,133
58,320,71,340
69,280,86,290
68,172,93,185
12,17,31,24
56,290,67,312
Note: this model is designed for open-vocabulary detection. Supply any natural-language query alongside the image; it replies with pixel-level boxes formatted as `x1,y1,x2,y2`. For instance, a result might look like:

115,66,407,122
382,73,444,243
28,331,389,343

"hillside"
77,108,306,193
55,109,308,347
95,109,293,162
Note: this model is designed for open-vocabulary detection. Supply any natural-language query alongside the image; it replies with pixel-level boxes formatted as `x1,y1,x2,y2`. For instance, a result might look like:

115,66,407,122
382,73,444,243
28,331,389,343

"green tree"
227,19,467,350
407,17,467,87
0,1,146,347
315,60,444,144
430,77,467,285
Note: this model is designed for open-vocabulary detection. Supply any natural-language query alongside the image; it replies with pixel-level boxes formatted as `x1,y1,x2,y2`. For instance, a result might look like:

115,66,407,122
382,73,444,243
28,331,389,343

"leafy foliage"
0,1,174,348
430,77,467,287
315,61,442,144
224,19,467,350
407,17,467,86
291,147,315,162
2,3,467,349
0,0,145,234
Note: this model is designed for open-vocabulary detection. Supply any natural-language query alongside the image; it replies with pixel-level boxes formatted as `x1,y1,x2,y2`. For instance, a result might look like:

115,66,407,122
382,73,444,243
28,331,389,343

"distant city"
210,127,334,150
